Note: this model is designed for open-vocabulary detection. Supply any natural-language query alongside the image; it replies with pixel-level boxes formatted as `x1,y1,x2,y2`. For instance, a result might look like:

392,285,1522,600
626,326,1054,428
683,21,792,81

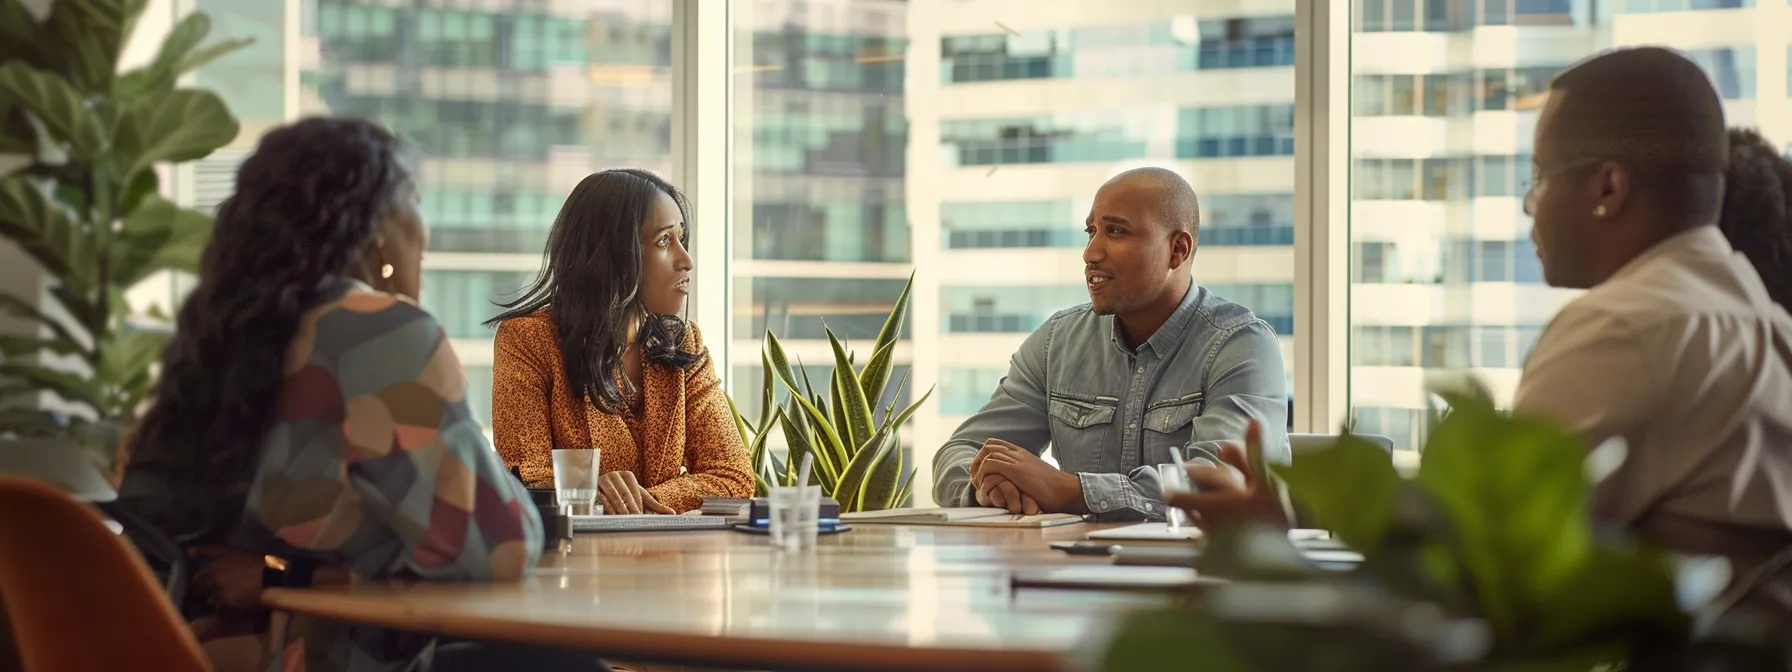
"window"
295,1,675,429
732,1,1297,484
1348,0,1787,452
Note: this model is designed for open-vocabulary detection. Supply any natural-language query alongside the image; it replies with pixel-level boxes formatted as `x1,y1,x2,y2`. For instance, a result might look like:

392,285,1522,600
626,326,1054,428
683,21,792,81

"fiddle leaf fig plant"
1101,380,1778,671
729,272,932,512
0,0,249,465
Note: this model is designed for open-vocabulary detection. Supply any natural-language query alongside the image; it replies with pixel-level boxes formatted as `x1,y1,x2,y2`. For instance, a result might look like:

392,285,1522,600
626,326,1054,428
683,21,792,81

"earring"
1593,205,1607,218
380,263,394,279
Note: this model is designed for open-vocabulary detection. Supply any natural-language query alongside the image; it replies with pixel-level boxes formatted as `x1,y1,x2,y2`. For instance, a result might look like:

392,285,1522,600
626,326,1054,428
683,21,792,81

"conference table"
261,522,1184,672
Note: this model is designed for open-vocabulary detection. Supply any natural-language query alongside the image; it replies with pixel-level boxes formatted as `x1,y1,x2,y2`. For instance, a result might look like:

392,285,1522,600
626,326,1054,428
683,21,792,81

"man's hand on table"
971,439,1086,515
1168,419,1290,531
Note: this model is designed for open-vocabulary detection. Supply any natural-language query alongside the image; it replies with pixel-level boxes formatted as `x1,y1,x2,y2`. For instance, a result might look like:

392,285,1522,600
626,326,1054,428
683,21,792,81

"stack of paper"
840,507,1085,528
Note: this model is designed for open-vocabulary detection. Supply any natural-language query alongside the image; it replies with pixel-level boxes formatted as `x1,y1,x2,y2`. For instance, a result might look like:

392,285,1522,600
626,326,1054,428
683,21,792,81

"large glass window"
294,0,675,430
1348,1,1788,454
732,1,1297,499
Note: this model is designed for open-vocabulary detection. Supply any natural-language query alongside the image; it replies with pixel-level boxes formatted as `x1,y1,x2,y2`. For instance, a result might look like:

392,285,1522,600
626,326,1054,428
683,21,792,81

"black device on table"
514,466,571,548
730,496,851,535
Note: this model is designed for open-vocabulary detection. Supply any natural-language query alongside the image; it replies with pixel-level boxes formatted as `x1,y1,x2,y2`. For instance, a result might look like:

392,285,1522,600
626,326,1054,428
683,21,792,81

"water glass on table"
768,484,821,552
552,448,600,516
1158,462,1193,532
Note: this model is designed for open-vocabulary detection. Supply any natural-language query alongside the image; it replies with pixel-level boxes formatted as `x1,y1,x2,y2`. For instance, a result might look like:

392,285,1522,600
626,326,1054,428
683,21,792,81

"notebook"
839,507,1084,528
1085,522,1202,542
1010,565,1204,591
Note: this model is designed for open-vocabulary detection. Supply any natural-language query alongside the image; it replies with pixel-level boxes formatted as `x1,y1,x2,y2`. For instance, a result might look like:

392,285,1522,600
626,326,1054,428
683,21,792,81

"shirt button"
1100,500,1110,509
1136,367,1144,374
1129,423,1137,429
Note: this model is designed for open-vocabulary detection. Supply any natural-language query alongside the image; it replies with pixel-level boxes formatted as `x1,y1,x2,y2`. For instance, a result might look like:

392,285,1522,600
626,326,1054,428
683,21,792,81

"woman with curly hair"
117,117,597,672
1719,126,1792,309
488,169,752,515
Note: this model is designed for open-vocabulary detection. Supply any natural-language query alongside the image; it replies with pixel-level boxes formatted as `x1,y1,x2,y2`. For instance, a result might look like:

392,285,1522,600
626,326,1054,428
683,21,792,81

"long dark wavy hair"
485,169,702,414
125,117,411,542
1720,127,1792,309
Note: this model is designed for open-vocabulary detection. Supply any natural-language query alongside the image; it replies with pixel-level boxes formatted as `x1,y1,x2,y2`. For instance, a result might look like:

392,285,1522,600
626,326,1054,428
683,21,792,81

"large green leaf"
0,0,43,68
1415,401,1593,644
1271,433,1401,551
828,361,853,455
892,469,915,508
0,362,100,411
861,272,913,401
1529,545,1685,653
43,0,149,92
826,328,874,451
0,175,96,293
763,340,851,480
843,385,932,511
113,194,212,287
113,13,255,101
0,291,80,348
779,398,832,489
112,88,237,180
0,334,82,359
0,62,106,158
861,371,915,510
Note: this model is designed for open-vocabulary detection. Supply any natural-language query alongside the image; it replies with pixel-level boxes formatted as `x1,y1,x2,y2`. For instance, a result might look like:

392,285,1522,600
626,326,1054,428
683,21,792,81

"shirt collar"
1608,225,1732,284
1106,277,1202,357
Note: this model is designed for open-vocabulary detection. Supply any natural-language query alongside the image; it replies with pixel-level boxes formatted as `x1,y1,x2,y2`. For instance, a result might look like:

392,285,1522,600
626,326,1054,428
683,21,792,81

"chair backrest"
0,476,209,672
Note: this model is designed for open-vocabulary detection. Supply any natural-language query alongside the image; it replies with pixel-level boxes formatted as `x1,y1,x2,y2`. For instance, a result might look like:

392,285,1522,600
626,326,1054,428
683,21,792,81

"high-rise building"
1348,0,1790,451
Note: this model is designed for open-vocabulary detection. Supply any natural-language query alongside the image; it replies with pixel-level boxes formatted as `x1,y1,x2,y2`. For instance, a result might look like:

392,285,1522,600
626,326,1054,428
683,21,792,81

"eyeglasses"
1522,157,1607,216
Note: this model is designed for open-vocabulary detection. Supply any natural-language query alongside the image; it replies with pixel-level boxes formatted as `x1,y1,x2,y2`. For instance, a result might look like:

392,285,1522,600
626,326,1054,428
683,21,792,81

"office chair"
0,476,209,671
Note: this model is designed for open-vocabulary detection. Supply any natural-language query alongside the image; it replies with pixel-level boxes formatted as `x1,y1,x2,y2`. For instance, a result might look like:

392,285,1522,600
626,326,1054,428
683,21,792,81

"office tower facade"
1348,0,1788,451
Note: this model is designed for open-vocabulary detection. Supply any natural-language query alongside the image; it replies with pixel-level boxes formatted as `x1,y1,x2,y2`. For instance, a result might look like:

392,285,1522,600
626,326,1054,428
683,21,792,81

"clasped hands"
968,439,1085,515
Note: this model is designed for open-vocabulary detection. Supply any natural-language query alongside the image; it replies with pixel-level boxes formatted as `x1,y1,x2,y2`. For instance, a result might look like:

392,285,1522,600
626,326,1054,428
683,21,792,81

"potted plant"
0,0,248,467
1099,382,1785,670
727,272,933,512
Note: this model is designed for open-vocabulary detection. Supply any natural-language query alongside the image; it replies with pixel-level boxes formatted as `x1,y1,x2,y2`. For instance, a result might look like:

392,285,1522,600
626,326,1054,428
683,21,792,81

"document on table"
840,507,1085,528
1086,523,1335,543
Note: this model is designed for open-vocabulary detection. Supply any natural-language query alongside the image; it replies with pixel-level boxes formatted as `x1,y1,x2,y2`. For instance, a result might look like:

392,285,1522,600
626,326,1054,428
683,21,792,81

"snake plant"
727,272,931,512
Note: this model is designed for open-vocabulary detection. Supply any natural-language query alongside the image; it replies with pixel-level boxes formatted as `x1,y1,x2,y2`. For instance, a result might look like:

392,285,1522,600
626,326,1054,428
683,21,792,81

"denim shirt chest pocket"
1047,393,1117,472
1142,392,1204,462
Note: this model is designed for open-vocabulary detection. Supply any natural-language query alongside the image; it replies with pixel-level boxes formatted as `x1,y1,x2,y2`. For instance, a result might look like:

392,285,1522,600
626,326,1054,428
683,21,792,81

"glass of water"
768,484,821,552
1158,462,1192,532
552,448,600,516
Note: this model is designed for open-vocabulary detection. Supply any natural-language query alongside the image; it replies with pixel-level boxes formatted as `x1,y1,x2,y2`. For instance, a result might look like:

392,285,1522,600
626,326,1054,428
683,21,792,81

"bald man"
932,168,1288,521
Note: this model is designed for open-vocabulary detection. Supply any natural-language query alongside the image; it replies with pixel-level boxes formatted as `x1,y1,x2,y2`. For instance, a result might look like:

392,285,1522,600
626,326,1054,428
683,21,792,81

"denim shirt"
932,279,1289,521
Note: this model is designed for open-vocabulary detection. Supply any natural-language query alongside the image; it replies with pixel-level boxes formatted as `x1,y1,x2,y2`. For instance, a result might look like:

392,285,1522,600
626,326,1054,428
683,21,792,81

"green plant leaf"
0,175,96,293
893,468,916,508
825,328,874,450
1529,545,1685,653
868,271,913,368
0,334,82,359
0,61,106,158
111,13,252,101
113,194,212,287
763,347,851,482
1271,433,1400,551
112,88,238,181
756,350,775,441
0,362,99,411
846,385,932,511
0,292,81,348
764,330,796,389
828,362,853,456
834,430,896,513
779,399,833,489
0,0,44,68
1416,401,1594,645
859,340,896,416
44,0,149,93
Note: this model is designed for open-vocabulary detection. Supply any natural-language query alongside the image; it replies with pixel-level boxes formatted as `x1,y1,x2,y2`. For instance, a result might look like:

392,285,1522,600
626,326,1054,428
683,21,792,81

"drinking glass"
768,484,821,552
1158,462,1192,532
552,448,600,516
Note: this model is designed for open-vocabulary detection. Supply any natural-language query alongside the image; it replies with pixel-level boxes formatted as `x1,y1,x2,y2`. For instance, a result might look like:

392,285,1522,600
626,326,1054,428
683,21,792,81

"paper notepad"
1086,522,1203,542
840,507,1084,528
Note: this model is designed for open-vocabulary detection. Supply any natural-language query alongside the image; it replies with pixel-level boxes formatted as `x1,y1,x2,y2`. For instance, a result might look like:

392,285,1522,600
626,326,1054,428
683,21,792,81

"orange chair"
0,476,209,671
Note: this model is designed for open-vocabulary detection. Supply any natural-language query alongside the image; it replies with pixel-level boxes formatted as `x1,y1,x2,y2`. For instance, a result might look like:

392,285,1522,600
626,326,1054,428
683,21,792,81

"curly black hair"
123,117,412,543
485,169,701,415
1720,127,1792,309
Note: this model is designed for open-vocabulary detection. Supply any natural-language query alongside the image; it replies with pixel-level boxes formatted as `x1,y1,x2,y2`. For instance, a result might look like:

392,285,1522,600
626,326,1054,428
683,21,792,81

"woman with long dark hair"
116,117,549,672
1719,126,1792,309
489,169,752,514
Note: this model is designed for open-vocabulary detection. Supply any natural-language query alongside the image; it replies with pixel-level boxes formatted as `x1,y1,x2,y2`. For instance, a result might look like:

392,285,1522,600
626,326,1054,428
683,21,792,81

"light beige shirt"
1515,225,1792,566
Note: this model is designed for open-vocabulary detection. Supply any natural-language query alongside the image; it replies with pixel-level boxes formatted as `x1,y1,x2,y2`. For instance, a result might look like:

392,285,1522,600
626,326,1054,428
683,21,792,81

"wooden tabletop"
262,523,1167,672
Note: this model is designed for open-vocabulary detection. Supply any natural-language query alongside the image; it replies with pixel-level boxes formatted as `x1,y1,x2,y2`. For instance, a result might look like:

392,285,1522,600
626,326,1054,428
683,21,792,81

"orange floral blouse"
491,313,754,512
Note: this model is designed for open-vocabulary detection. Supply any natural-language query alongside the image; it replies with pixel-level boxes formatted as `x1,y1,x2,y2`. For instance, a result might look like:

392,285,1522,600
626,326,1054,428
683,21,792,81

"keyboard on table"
569,514,736,534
